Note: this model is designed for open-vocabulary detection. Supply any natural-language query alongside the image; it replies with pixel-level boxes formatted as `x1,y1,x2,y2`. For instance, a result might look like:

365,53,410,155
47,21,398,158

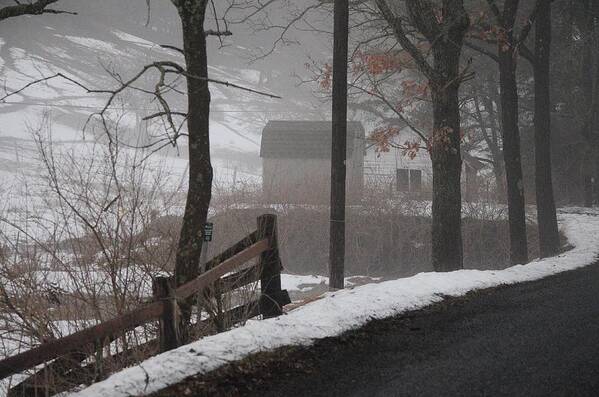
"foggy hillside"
0,0,335,189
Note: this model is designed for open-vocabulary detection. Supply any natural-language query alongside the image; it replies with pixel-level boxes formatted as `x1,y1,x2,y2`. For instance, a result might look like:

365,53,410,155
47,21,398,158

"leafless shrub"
0,117,186,391
204,175,544,277
0,119,275,394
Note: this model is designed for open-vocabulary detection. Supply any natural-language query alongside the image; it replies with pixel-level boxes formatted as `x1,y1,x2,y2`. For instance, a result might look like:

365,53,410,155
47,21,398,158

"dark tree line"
330,0,592,274
230,0,593,277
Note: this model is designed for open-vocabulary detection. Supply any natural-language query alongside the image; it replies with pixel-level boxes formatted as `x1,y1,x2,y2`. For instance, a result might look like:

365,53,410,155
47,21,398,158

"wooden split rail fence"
0,214,290,397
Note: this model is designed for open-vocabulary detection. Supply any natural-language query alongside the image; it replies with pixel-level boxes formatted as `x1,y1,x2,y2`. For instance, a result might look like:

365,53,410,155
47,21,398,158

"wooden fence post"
257,214,290,318
94,338,104,381
0,229,283,385
152,276,181,352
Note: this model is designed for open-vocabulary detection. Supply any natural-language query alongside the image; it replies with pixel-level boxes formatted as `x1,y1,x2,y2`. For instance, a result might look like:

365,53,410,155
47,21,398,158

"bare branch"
1,62,281,105
373,0,437,81
142,111,187,121
204,29,233,37
160,44,184,55
464,39,499,63
0,0,75,21
0,72,114,102
519,43,536,63
516,0,540,45
350,82,429,143
485,0,503,25
145,0,151,26
1,59,280,160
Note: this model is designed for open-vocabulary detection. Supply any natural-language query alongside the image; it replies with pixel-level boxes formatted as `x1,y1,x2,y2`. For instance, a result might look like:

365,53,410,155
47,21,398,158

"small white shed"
260,120,365,204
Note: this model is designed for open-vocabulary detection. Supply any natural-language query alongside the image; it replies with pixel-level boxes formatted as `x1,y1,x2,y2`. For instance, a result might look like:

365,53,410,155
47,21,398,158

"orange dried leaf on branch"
401,79,429,98
319,63,333,91
369,125,401,153
402,140,421,160
354,51,403,76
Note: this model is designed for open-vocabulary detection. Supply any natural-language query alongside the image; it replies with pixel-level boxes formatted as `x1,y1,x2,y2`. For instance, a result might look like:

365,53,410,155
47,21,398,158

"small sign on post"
203,222,214,242
200,222,214,266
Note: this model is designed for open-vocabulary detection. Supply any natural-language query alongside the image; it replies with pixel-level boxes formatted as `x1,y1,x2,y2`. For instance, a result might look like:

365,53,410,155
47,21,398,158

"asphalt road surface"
156,260,599,397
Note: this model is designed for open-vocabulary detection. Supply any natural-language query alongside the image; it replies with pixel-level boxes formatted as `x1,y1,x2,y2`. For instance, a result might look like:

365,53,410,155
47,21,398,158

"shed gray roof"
260,120,365,159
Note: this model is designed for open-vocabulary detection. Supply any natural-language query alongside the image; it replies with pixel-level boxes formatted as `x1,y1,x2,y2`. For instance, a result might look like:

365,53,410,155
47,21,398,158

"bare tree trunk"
583,160,594,206
477,85,506,202
487,89,506,202
497,2,528,265
595,152,599,205
329,0,349,290
580,0,598,207
411,1,469,272
374,0,469,271
430,81,464,271
533,1,560,257
173,0,213,340
593,13,599,205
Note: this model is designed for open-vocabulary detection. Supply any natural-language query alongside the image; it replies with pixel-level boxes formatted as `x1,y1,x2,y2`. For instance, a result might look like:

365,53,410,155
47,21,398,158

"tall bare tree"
481,0,534,265
169,0,278,339
168,1,213,338
467,1,560,260
533,0,560,257
374,0,470,271
576,0,599,206
329,0,349,290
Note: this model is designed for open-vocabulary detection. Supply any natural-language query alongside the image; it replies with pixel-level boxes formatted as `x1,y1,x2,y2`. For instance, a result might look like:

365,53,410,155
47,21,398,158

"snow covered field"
69,208,599,397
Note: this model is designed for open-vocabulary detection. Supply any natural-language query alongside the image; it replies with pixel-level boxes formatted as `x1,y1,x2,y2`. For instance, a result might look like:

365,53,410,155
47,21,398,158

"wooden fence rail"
0,214,290,397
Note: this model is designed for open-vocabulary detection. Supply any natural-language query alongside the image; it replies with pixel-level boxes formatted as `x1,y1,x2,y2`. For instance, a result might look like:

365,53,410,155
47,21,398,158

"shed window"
409,169,422,192
396,168,422,192
396,169,409,192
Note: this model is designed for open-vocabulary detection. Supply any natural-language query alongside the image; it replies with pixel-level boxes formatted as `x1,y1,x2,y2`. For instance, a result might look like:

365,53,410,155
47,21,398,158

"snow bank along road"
161,258,599,397
70,208,599,397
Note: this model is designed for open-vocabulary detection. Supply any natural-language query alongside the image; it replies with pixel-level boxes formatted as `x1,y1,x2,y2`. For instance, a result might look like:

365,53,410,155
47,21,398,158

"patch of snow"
280,274,327,292
111,30,157,49
59,35,121,55
68,209,599,397
280,274,381,292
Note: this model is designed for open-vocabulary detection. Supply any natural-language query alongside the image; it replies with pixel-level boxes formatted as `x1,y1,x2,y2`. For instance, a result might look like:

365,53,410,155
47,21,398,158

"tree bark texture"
533,1,560,257
329,0,349,290
593,6,599,206
580,0,599,206
429,82,464,272
406,0,469,272
172,0,213,339
479,83,506,201
497,0,528,265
